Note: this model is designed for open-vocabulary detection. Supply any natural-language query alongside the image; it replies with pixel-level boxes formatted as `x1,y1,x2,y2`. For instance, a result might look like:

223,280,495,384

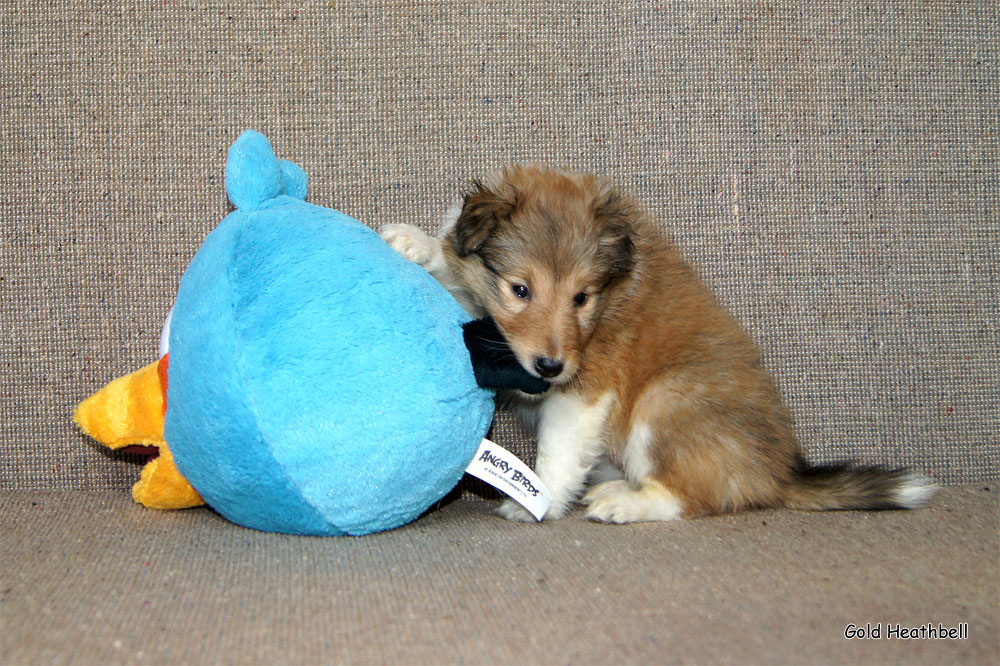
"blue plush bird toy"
75,130,545,536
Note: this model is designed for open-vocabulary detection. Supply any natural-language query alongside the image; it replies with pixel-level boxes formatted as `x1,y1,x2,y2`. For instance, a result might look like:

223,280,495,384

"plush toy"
75,130,546,536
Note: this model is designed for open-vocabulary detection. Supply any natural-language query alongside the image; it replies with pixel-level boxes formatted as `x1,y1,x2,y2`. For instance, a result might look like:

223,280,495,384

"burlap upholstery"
2,3,996,664
3,487,997,665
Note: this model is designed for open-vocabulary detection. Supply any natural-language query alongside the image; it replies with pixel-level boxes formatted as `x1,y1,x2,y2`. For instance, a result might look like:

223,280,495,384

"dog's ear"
594,189,637,279
453,176,518,256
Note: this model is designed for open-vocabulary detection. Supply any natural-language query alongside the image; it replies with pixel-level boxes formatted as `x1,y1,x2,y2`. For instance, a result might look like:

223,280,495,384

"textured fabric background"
1,2,996,491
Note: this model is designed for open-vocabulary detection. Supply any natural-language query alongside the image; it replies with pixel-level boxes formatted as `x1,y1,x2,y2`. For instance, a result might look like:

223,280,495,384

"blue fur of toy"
164,130,494,536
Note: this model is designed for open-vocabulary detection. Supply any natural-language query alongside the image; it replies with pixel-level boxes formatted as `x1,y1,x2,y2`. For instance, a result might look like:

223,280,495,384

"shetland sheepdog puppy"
381,165,937,523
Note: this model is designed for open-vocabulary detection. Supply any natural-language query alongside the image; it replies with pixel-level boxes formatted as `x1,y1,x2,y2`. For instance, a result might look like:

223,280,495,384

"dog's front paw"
496,499,537,523
380,224,437,267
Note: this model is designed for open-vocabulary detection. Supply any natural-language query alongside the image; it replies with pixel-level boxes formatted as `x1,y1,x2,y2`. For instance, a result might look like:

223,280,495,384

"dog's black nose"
534,356,564,378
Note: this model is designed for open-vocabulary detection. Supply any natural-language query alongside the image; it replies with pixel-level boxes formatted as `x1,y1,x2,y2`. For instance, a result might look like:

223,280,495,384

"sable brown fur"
383,165,936,521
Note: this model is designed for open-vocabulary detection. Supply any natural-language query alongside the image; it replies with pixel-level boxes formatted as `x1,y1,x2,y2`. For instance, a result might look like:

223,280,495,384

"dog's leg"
379,224,448,276
581,418,685,523
497,392,613,522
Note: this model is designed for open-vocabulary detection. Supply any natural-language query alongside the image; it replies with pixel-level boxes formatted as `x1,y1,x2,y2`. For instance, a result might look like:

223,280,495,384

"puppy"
381,165,937,523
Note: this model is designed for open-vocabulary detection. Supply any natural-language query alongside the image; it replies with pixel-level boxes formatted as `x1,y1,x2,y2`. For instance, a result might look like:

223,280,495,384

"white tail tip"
895,473,939,509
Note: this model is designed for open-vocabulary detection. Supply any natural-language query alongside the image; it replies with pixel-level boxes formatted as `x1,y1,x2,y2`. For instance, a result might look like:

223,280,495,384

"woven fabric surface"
1,2,996,490
3,487,997,665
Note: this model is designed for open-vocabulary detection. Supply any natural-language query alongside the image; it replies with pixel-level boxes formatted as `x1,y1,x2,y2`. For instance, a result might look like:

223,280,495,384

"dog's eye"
573,292,589,307
512,284,531,300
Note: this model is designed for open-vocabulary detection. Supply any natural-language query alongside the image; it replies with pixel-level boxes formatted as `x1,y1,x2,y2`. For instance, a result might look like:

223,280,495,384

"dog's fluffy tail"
784,463,938,511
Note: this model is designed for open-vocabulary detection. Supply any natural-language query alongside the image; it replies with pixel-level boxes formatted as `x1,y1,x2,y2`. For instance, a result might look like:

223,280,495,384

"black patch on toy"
463,318,551,394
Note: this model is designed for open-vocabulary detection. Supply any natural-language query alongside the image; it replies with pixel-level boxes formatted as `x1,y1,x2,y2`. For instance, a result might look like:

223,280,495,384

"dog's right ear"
453,176,518,256
593,188,638,280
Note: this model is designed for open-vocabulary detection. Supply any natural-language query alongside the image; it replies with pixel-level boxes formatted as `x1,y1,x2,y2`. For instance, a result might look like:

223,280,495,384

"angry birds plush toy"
75,130,545,536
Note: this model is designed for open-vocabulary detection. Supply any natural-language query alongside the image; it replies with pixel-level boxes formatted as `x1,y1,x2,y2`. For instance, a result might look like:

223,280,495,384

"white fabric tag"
464,438,551,521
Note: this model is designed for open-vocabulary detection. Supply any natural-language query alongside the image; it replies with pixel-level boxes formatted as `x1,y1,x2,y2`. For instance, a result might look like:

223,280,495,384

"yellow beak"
75,359,204,510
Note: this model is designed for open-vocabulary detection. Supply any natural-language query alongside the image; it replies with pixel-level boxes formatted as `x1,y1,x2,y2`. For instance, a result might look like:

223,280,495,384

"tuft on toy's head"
100,130,497,536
